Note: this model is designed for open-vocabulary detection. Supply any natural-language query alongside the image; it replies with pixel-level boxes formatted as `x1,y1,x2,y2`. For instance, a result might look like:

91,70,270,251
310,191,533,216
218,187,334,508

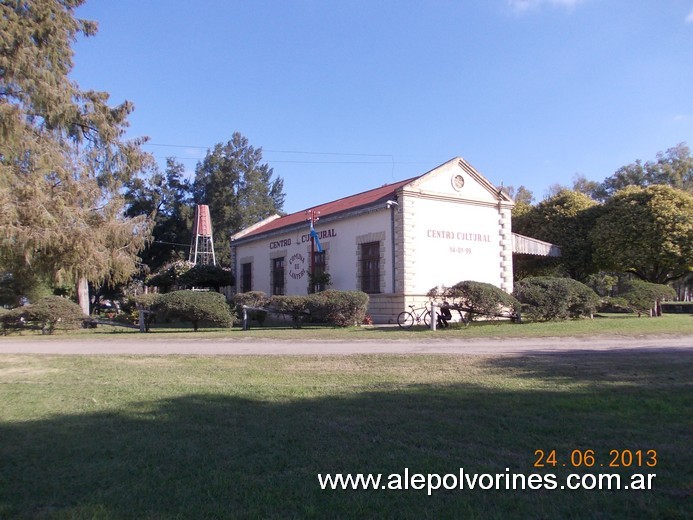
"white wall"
405,197,502,294
233,209,393,295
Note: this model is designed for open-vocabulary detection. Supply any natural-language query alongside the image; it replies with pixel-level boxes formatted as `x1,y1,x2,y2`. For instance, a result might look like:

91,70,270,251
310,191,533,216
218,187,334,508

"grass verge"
3,313,692,341
0,351,690,518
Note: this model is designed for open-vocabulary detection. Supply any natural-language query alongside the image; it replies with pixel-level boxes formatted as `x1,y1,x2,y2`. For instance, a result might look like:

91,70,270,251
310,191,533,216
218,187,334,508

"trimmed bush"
597,297,632,314
232,290,368,328
446,281,519,321
513,277,599,321
312,290,369,327
268,295,310,327
232,291,270,326
154,290,232,331
1,296,85,334
620,280,676,316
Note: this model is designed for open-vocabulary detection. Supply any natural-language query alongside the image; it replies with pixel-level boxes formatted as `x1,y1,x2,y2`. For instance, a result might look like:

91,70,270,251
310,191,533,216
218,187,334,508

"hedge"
438,281,519,321
154,290,233,331
268,295,310,327
513,277,599,321
231,291,270,326
232,290,369,328
307,290,369,327
1,296,85,334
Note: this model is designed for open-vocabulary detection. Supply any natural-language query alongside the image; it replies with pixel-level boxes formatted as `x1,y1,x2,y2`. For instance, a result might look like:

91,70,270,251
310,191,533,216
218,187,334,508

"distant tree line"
506,144,693,299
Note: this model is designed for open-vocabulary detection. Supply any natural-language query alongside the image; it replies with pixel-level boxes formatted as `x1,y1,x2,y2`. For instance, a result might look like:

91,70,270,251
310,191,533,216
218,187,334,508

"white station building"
230,157,558,323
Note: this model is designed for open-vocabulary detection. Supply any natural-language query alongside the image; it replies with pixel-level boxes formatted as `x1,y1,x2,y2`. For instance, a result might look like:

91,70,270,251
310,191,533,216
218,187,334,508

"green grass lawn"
0,350,690,519
6,312,692,341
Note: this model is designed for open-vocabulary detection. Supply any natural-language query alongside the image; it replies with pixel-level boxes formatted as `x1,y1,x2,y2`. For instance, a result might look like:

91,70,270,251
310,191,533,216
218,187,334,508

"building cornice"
400,189,513,209
230,202,389,245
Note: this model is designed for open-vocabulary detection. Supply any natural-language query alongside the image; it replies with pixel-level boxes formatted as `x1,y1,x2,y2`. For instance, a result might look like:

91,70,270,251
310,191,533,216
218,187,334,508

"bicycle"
397,303,432,329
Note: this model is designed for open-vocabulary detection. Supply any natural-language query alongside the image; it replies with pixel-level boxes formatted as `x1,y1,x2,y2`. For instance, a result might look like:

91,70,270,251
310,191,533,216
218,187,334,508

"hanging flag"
310,225,323,253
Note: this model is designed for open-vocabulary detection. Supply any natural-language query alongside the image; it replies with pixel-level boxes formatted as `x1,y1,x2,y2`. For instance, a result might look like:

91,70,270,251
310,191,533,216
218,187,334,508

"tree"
620,280,676,317
595,143,693,201
571,174,601,200
178,264,234,292
504,185,535,220
513,190,600,281
543,183,568,200
503,185,534,205
125,158,194,272
192,133,285,264
591,185,693,284
0,0,153,313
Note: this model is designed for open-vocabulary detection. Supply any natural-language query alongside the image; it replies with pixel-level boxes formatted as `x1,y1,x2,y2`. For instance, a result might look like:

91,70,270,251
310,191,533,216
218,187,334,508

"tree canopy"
513,190,600,281
192,132,285,264
594,143,693,201
591,185,693,284
0,0,153,312
124,158,193,272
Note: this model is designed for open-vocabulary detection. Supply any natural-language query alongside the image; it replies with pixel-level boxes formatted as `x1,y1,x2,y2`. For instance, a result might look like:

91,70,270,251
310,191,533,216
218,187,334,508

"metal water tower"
189,204,216,266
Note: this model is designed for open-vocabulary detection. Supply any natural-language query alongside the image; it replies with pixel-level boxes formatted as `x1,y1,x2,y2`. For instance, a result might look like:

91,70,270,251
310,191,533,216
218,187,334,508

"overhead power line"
143,142,395,159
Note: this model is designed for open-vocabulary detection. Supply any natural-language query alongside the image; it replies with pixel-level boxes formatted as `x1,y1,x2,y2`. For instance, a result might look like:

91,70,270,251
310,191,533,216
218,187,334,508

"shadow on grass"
0,351,690,519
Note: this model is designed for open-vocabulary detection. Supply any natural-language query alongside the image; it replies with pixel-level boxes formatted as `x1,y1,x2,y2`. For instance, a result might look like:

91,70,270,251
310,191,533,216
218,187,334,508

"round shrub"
6,296,86,334
306,290,370,327
513,277,599,321
446,281,519,321
268,295,310,327
620,280,676,316
155,290,232,331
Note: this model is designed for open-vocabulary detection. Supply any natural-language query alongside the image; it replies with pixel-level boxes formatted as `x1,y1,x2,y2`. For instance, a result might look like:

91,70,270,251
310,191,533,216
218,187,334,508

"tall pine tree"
0,0,153,313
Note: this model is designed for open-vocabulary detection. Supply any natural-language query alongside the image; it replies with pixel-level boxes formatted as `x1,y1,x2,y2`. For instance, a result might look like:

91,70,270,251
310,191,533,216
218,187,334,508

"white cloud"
686,8,693,23
508,0,586,13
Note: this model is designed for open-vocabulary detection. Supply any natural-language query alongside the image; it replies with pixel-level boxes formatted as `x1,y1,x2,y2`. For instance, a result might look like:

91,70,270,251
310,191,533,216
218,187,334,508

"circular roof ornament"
451,174,465,192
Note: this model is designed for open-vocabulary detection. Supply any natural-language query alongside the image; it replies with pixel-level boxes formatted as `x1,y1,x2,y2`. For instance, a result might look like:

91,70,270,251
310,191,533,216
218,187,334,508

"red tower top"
191,204,213,237
189,205,216,265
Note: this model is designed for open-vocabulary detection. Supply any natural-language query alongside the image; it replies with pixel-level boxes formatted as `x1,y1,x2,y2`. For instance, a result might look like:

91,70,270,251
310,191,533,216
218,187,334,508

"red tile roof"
235,175,420,240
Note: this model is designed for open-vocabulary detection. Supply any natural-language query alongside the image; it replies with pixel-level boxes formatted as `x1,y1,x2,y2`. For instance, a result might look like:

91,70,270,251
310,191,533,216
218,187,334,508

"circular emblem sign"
288,253,306,280
451,174,465,192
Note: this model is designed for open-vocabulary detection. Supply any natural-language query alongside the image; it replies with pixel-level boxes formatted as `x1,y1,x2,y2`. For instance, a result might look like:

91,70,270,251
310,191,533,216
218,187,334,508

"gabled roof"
231,176,419,241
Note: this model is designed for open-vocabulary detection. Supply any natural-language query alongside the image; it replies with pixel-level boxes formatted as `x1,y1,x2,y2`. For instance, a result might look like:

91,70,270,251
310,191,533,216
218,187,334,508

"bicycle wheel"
397,311,415,329
423,310,431,327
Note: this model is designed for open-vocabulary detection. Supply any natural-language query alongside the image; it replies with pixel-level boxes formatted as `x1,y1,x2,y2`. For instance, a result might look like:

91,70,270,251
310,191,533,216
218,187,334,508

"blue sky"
72,0,693,214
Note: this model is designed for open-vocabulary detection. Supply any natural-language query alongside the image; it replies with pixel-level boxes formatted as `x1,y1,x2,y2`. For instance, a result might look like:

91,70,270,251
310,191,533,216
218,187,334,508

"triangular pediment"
402,158,513,205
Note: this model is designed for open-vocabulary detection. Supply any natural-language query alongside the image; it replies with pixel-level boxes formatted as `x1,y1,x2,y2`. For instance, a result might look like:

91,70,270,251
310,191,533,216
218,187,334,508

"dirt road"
0,335,690,356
